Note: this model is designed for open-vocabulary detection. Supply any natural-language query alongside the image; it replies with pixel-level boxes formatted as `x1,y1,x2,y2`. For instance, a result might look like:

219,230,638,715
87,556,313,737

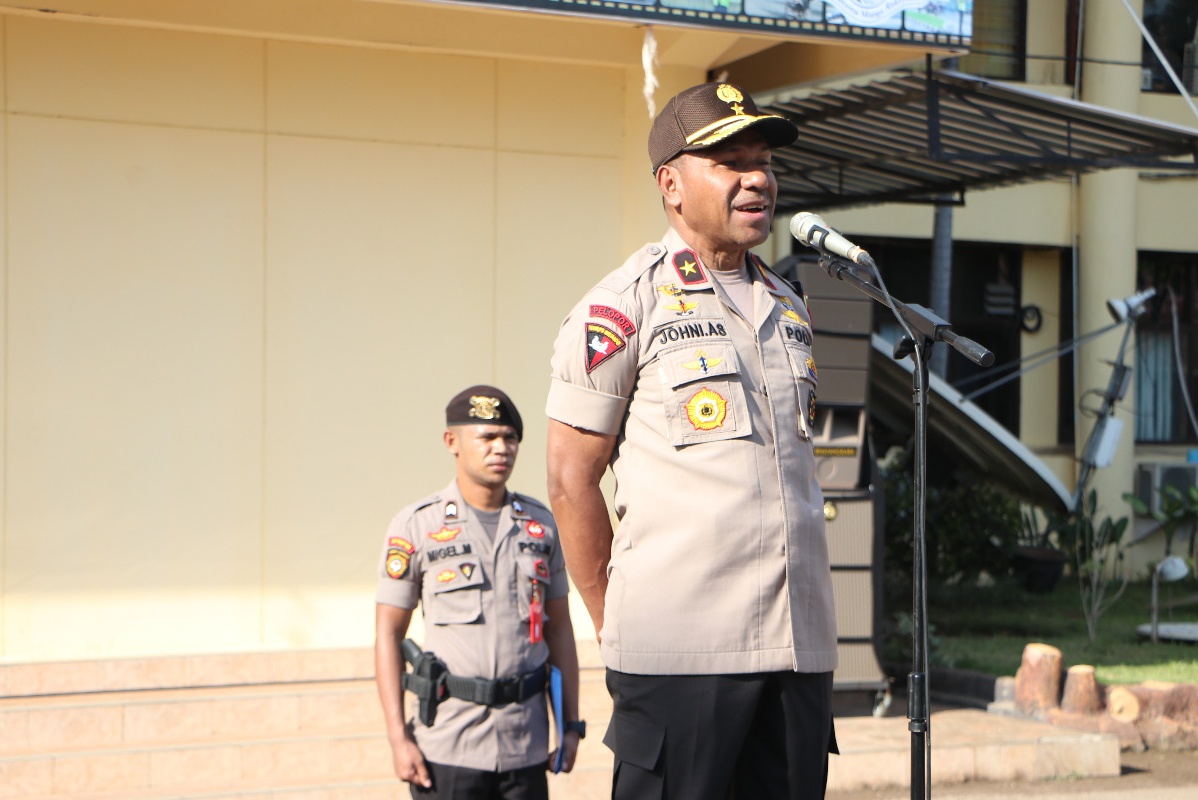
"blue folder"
549,665,565,773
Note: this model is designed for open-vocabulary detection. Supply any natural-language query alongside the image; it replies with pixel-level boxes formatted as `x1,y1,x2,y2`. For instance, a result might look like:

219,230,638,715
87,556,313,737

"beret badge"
469,395,502,421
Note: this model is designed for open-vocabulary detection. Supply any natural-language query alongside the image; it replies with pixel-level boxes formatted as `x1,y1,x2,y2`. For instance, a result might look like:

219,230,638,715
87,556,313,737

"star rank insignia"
672,250,706,285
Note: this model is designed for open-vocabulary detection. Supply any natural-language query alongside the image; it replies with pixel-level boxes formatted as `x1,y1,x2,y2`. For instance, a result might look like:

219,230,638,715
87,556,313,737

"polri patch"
589,305,636,336
386,549,411,579
673,250,706,285
585,323,626,373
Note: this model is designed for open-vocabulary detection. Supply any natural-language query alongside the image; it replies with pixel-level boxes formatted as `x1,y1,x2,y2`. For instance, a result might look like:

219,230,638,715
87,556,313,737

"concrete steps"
0,648,1121,798
0,649,614,800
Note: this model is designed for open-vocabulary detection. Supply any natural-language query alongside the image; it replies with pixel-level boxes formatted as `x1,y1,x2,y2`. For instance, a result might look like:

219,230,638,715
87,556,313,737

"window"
1134,251,1198,443
960,0,1026,81
1141,0,1198,94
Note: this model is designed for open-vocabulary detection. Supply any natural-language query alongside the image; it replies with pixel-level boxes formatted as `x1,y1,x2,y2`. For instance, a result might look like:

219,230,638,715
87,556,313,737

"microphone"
789,212,876,268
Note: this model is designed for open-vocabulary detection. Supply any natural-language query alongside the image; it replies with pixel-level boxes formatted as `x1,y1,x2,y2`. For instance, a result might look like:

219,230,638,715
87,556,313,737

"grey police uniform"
375,480,568,771
546,227,837,676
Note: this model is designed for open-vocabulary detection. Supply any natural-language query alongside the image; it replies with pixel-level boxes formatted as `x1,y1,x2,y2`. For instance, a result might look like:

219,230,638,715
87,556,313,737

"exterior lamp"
1151,555,1191,643
1106,288,1157,323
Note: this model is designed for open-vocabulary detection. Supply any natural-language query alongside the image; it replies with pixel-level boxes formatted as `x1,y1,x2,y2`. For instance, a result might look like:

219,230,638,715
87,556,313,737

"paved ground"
828,748,1198,800
552,669,1198,799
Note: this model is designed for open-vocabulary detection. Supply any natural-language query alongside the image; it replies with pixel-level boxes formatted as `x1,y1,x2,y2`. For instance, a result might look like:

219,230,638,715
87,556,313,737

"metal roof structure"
759,69,1198,213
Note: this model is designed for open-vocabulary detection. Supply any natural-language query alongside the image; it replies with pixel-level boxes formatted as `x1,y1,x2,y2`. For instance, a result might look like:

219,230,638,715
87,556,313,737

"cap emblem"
716,84,745,114
469,395,502,421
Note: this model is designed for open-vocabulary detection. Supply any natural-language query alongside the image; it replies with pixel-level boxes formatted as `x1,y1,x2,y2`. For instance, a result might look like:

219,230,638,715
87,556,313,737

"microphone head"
789,211,824,244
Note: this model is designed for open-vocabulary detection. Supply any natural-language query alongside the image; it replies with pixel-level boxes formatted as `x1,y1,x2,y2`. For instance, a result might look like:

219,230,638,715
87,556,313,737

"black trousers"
411,761,548,800
604,670,837,800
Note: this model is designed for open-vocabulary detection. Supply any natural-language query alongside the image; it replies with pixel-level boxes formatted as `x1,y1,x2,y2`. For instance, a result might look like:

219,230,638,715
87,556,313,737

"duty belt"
401,638,546,726
444,666,547,706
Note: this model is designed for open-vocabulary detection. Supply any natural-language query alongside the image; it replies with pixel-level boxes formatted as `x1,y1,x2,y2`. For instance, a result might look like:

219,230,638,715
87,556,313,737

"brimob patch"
585,322,626,373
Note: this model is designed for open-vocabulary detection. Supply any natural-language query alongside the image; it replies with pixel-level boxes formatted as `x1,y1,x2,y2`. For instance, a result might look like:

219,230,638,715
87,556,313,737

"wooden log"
1107,686,1142,723
1014,642,1062,717
1163,683,1198,726
1060,664,1103,715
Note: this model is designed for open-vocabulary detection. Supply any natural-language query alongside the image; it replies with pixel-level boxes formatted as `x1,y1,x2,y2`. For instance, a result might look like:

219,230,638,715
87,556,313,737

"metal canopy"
760,69,1198,213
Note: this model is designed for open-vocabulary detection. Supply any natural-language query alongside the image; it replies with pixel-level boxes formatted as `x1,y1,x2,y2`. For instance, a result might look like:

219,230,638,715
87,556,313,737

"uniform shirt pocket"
656,340,751,446
514,554,553,622
783,340,819,440
425,563,486,625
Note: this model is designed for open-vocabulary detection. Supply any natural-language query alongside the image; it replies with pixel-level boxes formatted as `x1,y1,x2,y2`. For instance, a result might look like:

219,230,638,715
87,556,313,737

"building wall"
0,12,643,660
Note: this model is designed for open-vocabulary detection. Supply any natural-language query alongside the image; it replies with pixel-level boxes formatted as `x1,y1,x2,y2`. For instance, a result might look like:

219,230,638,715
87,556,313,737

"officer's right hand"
390,734,432,789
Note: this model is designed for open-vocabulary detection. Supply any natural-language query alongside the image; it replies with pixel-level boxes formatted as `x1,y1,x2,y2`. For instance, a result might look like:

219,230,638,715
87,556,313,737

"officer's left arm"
543,594,581,773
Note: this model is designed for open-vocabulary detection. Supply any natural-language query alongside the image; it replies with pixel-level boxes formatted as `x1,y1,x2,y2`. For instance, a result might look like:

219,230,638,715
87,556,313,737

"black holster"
401,639,447,727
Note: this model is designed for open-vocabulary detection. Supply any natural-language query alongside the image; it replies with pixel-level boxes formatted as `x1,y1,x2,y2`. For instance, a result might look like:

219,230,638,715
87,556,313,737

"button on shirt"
375,480,567,771
546,228,837,676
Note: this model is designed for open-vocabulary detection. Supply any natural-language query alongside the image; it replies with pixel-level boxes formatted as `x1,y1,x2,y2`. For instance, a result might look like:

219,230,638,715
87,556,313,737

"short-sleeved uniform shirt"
375,480,568,771
546,227,837,676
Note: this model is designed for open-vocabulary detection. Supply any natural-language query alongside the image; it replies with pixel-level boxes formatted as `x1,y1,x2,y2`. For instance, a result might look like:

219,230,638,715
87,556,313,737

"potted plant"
1011,505,1070,594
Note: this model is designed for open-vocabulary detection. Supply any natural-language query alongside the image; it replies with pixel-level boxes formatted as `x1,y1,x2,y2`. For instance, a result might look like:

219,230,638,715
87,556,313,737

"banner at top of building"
452,0,972,48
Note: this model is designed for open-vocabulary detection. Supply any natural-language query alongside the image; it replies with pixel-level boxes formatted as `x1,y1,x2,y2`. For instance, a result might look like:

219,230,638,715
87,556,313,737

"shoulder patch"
585,322,627,372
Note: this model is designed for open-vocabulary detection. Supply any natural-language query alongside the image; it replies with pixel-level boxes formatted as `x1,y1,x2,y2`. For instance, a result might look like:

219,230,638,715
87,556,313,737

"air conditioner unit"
1134,462,1198,515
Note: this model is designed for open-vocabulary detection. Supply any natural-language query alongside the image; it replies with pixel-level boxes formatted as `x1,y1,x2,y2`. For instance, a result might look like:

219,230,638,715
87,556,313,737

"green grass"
883,576,1198,686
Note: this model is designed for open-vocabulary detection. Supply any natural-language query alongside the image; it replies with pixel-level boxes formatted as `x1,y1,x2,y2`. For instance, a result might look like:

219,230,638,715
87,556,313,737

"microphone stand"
815,254,994,800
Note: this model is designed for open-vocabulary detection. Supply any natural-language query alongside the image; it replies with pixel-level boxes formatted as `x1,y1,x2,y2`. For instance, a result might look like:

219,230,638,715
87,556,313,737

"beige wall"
0,13,640,660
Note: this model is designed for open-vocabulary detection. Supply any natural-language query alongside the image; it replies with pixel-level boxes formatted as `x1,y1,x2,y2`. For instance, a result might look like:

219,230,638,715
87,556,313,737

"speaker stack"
778,254,888,698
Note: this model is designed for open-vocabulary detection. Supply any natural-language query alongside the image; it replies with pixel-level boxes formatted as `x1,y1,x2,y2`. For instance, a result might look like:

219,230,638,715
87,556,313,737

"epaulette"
510,492,550,513
595,242,668,294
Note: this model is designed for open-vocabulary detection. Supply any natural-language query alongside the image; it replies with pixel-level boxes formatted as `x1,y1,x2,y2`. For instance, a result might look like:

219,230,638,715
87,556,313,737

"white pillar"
1075,0,1142,520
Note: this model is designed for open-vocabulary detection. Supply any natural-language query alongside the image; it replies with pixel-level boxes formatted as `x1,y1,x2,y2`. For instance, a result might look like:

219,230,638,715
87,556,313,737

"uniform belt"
443,664,547,706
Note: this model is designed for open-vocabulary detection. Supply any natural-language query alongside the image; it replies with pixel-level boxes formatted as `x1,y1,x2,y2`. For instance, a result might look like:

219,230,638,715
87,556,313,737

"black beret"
445,385,523,441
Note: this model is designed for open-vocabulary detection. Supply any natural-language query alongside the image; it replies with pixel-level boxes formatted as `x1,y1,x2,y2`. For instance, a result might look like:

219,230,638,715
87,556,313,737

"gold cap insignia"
716,84,745,114
469,395,502,421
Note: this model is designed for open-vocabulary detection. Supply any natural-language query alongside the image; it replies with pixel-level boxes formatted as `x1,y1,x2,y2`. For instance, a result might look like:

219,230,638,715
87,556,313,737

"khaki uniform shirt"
375,480,567,771
546,228,837,675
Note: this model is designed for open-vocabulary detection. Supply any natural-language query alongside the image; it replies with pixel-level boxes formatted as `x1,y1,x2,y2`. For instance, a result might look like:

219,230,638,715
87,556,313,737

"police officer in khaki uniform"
375,386,584,799
545,82,837,800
